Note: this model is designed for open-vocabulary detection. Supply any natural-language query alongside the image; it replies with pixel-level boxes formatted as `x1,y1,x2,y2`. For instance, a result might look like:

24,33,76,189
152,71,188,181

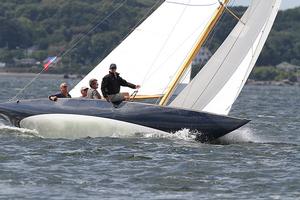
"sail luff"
158,0,229,106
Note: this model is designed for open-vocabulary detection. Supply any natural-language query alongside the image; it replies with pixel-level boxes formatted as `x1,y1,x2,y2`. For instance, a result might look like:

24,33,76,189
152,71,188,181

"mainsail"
70,0,227,98
170,0,281,115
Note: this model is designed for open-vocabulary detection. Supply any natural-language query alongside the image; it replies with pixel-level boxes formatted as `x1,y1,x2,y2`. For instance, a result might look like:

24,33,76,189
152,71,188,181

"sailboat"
0,0,281,142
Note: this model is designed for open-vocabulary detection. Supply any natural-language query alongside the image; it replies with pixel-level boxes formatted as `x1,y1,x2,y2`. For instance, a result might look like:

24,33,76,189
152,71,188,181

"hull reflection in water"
0,98,249,142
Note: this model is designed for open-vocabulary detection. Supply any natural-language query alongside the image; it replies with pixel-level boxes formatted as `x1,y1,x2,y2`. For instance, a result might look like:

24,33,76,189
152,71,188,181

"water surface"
0,74,299,199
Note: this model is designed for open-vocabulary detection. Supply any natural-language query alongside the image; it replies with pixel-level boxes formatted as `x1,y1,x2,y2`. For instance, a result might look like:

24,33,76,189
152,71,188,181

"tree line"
0,1,299,75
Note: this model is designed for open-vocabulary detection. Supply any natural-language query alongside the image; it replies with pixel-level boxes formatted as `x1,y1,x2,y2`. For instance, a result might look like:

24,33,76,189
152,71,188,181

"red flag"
43,56,57,71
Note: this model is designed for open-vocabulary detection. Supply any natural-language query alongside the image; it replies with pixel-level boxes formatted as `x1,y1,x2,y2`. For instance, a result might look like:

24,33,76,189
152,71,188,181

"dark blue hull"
0,98,249,142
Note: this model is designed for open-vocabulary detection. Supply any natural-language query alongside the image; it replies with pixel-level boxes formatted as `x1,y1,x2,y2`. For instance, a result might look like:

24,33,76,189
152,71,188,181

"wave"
0,124,39,138
137,128,196,141
213,127,268,145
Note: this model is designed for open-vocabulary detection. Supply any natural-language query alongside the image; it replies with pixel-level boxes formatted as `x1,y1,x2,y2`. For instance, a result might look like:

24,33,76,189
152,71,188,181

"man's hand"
136,85,141,89
49,96,58,101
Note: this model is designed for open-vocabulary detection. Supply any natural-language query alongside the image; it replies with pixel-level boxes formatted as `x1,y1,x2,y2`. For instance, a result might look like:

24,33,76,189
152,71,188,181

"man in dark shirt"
101,63,140,103
49,82,72,101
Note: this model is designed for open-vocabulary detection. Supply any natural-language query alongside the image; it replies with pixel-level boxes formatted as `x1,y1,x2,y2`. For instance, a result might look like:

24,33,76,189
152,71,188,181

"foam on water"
0,125,39,138
139,128,196,141
215,127,262,144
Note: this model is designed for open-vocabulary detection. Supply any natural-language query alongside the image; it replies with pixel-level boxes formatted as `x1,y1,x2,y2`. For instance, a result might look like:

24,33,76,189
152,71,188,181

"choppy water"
0,74,299,199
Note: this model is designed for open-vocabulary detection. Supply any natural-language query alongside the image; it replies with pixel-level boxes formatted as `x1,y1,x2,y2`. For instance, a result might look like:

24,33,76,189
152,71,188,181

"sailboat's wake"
0,124,39,138
138,128,196,141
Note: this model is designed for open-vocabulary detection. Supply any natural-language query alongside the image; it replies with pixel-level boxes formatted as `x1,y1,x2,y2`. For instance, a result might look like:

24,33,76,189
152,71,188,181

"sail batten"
170,0,281,115
70,0,222,97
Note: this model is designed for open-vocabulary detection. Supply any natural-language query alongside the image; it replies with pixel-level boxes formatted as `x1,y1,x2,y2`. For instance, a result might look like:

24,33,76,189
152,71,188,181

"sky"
233,0,300,10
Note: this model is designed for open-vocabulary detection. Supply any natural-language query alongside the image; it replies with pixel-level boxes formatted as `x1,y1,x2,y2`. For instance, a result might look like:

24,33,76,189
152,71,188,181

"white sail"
70,0,224,97
170,0,281,115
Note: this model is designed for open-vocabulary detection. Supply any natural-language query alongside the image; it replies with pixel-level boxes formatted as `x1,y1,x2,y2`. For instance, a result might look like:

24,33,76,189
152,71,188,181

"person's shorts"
108,93,125,102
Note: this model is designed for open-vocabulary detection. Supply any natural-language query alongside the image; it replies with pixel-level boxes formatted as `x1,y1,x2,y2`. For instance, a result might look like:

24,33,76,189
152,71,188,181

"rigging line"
9,68,47,102
71,0,163,97
189,1,262,108
181,0,244,106
159,0,230,106
165,1,218,7
148,12,216,103
140,0,191,87
153,12,215,106
179,7,227,107
190,26,247,108
64,0,120,52
58,0,128,59
85,0,163,76
177,0,247,107
8,1,128,102
129,90,139,101
113,0,163,47
223,5,246,24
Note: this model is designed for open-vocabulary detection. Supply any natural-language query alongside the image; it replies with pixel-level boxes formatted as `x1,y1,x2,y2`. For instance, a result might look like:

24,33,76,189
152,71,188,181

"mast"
159,0,230,106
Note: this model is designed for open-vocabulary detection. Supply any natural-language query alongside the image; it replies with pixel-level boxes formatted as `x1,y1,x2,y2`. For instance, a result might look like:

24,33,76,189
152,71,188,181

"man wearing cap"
87,78,102,99
80,86,89,98
49,82,72,101
101,63,140,103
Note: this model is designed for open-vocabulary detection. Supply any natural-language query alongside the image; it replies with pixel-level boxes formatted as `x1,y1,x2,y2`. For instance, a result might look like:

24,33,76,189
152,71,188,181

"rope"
9,68,47,102
153,3,225,105
59,0,128,59
8,0,128,102
129,90,139,101
189,12,249,108
140,0,191,87
221,3,246,24
85,0,163,74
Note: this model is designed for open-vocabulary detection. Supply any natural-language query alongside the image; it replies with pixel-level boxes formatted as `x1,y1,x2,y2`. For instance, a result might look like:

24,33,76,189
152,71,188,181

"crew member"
101,63,140,103
80,86,89,98
49,82,71,101
87,78,102,99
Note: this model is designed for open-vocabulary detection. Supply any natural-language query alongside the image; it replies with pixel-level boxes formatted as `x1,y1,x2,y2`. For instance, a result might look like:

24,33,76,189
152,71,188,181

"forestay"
170,0,281,115
70,0,223,97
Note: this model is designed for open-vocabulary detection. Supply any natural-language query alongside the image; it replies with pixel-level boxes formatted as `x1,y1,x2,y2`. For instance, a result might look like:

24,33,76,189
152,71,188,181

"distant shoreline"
246,79,299,86
0,72,65,78
0,72,298,86
0,72,83,79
